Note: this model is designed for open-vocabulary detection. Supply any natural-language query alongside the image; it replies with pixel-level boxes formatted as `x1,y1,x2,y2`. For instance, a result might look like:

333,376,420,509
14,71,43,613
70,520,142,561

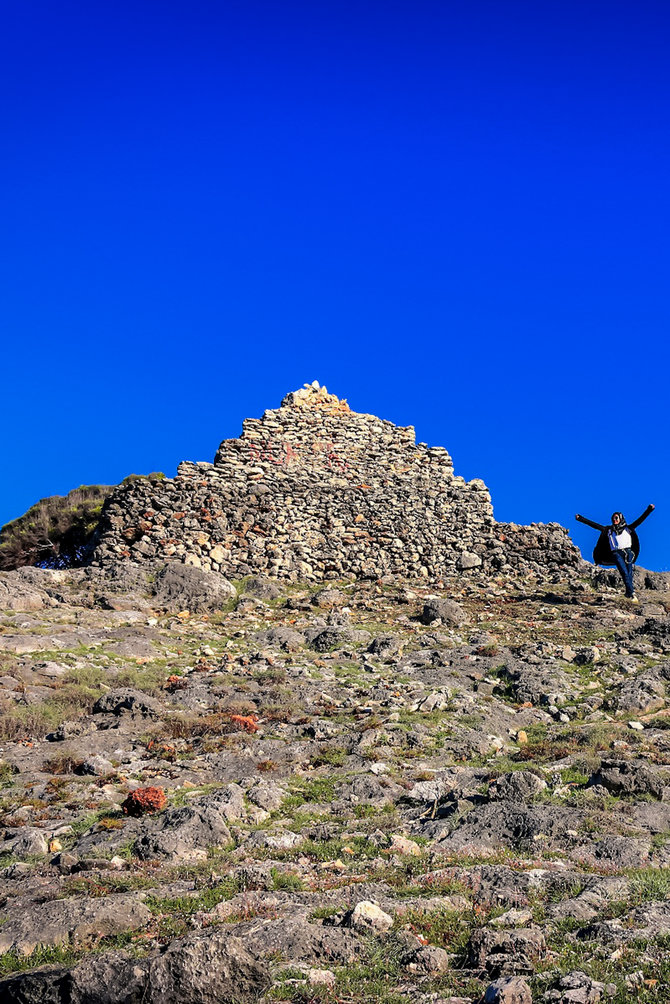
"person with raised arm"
575,505,655,601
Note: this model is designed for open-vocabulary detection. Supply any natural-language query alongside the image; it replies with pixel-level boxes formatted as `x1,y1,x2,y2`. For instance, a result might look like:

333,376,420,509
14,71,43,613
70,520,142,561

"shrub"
158,713,229,739
164,675,188,692
41,754,82,775
121,786,167,816
0,683,100,740
0,474,164,570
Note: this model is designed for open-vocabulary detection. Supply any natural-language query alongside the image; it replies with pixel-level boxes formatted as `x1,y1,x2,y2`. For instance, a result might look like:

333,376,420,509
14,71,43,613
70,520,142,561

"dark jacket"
575,505,654,566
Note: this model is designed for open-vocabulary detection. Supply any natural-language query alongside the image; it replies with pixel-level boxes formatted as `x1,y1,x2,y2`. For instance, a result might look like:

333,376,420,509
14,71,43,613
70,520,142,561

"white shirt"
614,529,632,549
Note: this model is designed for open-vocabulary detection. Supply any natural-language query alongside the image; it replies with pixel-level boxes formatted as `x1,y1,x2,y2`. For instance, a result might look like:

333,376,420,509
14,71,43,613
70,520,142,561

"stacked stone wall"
93,384,581,581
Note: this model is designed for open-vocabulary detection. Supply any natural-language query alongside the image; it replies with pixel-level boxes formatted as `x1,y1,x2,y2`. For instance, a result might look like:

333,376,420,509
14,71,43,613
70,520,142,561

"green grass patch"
628,866,670,904
146,875,241,917
269,940,407,1004
281,775,341,810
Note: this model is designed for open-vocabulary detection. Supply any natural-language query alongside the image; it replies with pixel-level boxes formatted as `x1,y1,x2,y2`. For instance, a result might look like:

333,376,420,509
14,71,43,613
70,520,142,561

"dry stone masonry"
93,382,580,580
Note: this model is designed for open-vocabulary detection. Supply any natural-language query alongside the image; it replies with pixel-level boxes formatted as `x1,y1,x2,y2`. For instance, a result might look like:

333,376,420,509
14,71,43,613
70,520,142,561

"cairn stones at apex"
93,382,580,581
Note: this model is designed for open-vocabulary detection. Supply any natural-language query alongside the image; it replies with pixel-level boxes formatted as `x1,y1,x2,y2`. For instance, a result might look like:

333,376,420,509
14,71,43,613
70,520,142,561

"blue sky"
1,1,668,569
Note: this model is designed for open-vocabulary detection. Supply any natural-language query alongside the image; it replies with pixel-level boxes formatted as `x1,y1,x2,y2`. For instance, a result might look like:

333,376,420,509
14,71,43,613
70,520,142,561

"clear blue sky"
1,1,668,569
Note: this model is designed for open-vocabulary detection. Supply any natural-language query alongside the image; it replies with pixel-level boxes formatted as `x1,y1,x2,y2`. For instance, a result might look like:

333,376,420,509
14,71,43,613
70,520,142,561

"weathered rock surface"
133,792,236,861
589,758,664,798
151,562,236,612
483,976,533,1003
421,597,468,626
92,688,164,718
0,931,269,1004
0,894,151,955
0,568,50,611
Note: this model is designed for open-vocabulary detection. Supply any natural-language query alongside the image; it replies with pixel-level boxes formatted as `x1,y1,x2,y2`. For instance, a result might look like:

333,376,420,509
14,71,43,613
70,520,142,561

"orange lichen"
122,786,167,816
229,714,260,734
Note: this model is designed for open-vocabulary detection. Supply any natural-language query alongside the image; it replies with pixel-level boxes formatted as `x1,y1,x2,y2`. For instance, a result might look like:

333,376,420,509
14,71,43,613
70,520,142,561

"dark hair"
611,512,625,525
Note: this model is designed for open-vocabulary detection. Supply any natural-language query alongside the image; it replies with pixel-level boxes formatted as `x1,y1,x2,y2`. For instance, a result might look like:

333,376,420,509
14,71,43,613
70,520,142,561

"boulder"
457,551,483,571
617,670,666,714
490,771,547,802
499,661,571,706
92,688,163,718
542,969,606,1002
79,755,115,776
142,930,269,1003
368,633,404,658
310,627,355,651
0,929,270,1004
311,588,346,608
0,570,47,611
152,563,236,613
588,759,664,799
247,780,286,812
0,893,151,956
345,900,393,935
405,945,450,973
591,835,651,869
254,626,304,651
3,827,49,858
439,802,574,854
483,976,533,1003
243,577,281,599
468,926,545,977
421,597,468,627
133,793,234,861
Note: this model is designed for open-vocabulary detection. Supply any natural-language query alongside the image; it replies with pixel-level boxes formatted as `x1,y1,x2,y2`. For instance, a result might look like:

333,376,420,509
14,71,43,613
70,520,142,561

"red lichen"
229,714,259,734
122,786,167,816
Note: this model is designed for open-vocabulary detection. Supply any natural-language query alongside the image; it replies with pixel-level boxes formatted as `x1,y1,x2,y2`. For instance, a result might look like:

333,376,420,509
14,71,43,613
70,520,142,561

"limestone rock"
469,926,545,977
490,771,547,802
141,930,270,1003
617,670,667,714
0,893,151,956
346,900,393,934
421,597,468,627
457,551,483,570
152,563,236,613
389,833,422,856
3,827,49,858
133,793,234,861
254,626,304,652
483,976,533,1003
589,759,664,799
80,755,115,776
542,969,606,1002
0,569,48,612
405,945,450,973
92,688,164,718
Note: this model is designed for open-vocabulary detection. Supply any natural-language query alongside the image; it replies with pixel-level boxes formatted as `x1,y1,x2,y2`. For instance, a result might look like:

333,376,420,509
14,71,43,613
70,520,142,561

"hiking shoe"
630,596,639,604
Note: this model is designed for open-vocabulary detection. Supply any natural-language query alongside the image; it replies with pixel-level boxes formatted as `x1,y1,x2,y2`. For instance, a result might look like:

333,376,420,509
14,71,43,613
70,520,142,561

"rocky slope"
0,560,669,1003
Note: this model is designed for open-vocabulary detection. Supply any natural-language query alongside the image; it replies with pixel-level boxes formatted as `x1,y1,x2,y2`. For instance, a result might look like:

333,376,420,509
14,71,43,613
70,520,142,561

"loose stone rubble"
93,383,581,581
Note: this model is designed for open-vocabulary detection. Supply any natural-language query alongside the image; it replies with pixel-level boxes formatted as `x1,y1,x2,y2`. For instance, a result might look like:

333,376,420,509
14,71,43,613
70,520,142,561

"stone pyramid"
94,382,579,580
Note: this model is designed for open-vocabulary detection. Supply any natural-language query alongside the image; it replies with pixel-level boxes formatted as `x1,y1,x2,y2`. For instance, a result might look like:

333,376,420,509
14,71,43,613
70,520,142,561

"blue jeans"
612,548,635,597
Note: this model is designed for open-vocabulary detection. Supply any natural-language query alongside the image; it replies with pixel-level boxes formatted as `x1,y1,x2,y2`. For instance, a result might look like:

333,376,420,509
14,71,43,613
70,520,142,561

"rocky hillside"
0,559,669,1003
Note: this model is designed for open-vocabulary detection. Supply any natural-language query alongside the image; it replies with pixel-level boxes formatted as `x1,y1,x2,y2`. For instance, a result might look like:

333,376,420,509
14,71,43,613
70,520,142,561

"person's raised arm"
629,504,655,529
575,514,607,531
